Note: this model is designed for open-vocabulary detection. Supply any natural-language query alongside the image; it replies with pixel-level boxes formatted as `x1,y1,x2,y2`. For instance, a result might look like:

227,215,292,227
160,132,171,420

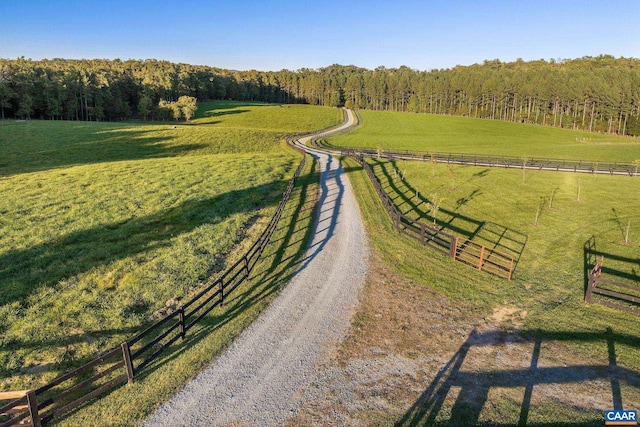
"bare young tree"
428,192,445,225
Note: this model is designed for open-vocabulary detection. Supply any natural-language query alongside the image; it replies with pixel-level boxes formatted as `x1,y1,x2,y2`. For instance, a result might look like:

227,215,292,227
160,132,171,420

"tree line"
1,55,638,135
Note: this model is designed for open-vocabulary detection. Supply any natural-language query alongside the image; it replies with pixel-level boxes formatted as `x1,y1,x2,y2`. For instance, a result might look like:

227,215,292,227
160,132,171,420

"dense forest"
0,55,639,135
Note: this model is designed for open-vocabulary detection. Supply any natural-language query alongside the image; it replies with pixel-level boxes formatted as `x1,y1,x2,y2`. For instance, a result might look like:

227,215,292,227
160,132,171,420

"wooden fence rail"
312,142,640,176
586,257,640,313
0,142,309,427
0,391,39,427
346,151,514,280
455,238,514,280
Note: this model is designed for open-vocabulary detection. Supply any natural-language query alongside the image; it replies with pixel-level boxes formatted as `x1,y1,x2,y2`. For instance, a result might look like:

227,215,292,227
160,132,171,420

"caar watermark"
605,410,637,426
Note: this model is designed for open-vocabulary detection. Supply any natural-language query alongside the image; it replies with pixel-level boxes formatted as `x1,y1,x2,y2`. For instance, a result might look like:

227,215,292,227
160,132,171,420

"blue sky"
1,0,638,71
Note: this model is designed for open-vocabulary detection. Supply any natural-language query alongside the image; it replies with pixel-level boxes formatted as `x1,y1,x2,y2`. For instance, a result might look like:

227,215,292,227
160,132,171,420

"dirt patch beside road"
288,253,632,426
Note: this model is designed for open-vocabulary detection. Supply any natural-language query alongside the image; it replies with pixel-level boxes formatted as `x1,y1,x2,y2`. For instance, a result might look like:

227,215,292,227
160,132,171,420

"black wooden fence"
0,145,308,427
344,151,514,280
586,257,640,313
312,141,640,176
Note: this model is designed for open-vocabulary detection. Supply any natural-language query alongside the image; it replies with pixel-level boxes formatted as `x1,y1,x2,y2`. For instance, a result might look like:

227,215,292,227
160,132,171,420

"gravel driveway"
141,110,367,426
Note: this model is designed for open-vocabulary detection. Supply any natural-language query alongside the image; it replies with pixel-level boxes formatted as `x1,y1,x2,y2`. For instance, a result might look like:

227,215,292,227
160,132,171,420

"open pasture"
0,102,340,177
329,111,640,425
332,110,640,162
365,158,640,312
0,101,340,396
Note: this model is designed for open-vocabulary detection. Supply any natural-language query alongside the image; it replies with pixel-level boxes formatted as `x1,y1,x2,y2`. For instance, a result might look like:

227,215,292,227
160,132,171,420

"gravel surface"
141,110,368,427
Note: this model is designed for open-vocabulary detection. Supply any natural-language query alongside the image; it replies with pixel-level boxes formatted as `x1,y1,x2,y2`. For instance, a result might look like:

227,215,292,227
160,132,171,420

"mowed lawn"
0,102,342,392
333,110,640,162
329,111,640,425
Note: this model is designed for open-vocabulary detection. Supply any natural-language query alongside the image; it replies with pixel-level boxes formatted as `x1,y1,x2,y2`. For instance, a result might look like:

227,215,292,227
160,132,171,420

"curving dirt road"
142,109,367,426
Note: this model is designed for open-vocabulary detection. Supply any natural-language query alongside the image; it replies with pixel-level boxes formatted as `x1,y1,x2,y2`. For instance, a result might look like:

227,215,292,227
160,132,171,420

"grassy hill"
0,102,341,398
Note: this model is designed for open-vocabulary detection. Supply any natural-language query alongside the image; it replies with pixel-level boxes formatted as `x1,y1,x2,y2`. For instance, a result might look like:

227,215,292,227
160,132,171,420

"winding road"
142,109,367,426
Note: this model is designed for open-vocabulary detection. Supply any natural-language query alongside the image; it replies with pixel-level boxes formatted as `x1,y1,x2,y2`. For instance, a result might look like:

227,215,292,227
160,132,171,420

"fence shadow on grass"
584,236,640,284
125,158,321,383
397,328,640,427
583,236,640,311
139,150,355,385
372,158,484,236
191,157,321,342
208,151,359,334
370,158,528,271
0,152,319,426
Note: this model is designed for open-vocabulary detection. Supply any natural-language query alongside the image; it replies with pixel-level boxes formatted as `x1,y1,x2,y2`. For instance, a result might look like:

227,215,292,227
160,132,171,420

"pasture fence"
586,257,640,313
0,143,309,427
344,150,514,280
310,141,640,176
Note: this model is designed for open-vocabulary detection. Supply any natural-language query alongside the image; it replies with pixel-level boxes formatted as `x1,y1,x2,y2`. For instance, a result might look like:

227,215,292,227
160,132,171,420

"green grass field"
0,101,341,403
330,111,640,425
58,151,322,427
329,110,640,162
363,158,640,311
0,102,339,176
3,104,639,425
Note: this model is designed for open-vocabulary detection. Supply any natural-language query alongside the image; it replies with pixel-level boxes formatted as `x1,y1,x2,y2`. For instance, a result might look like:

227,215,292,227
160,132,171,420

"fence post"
121,342,135,385
420,224,425,246
585,259,602,303
449,236,458,260
26,390,41,427
178,307,185,340
219,280,224,306
585,272,595,303
478,245,485,271
243,256,249,278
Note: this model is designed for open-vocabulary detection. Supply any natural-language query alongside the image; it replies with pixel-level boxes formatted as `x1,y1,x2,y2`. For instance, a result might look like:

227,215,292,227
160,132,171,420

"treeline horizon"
0,55,639,135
